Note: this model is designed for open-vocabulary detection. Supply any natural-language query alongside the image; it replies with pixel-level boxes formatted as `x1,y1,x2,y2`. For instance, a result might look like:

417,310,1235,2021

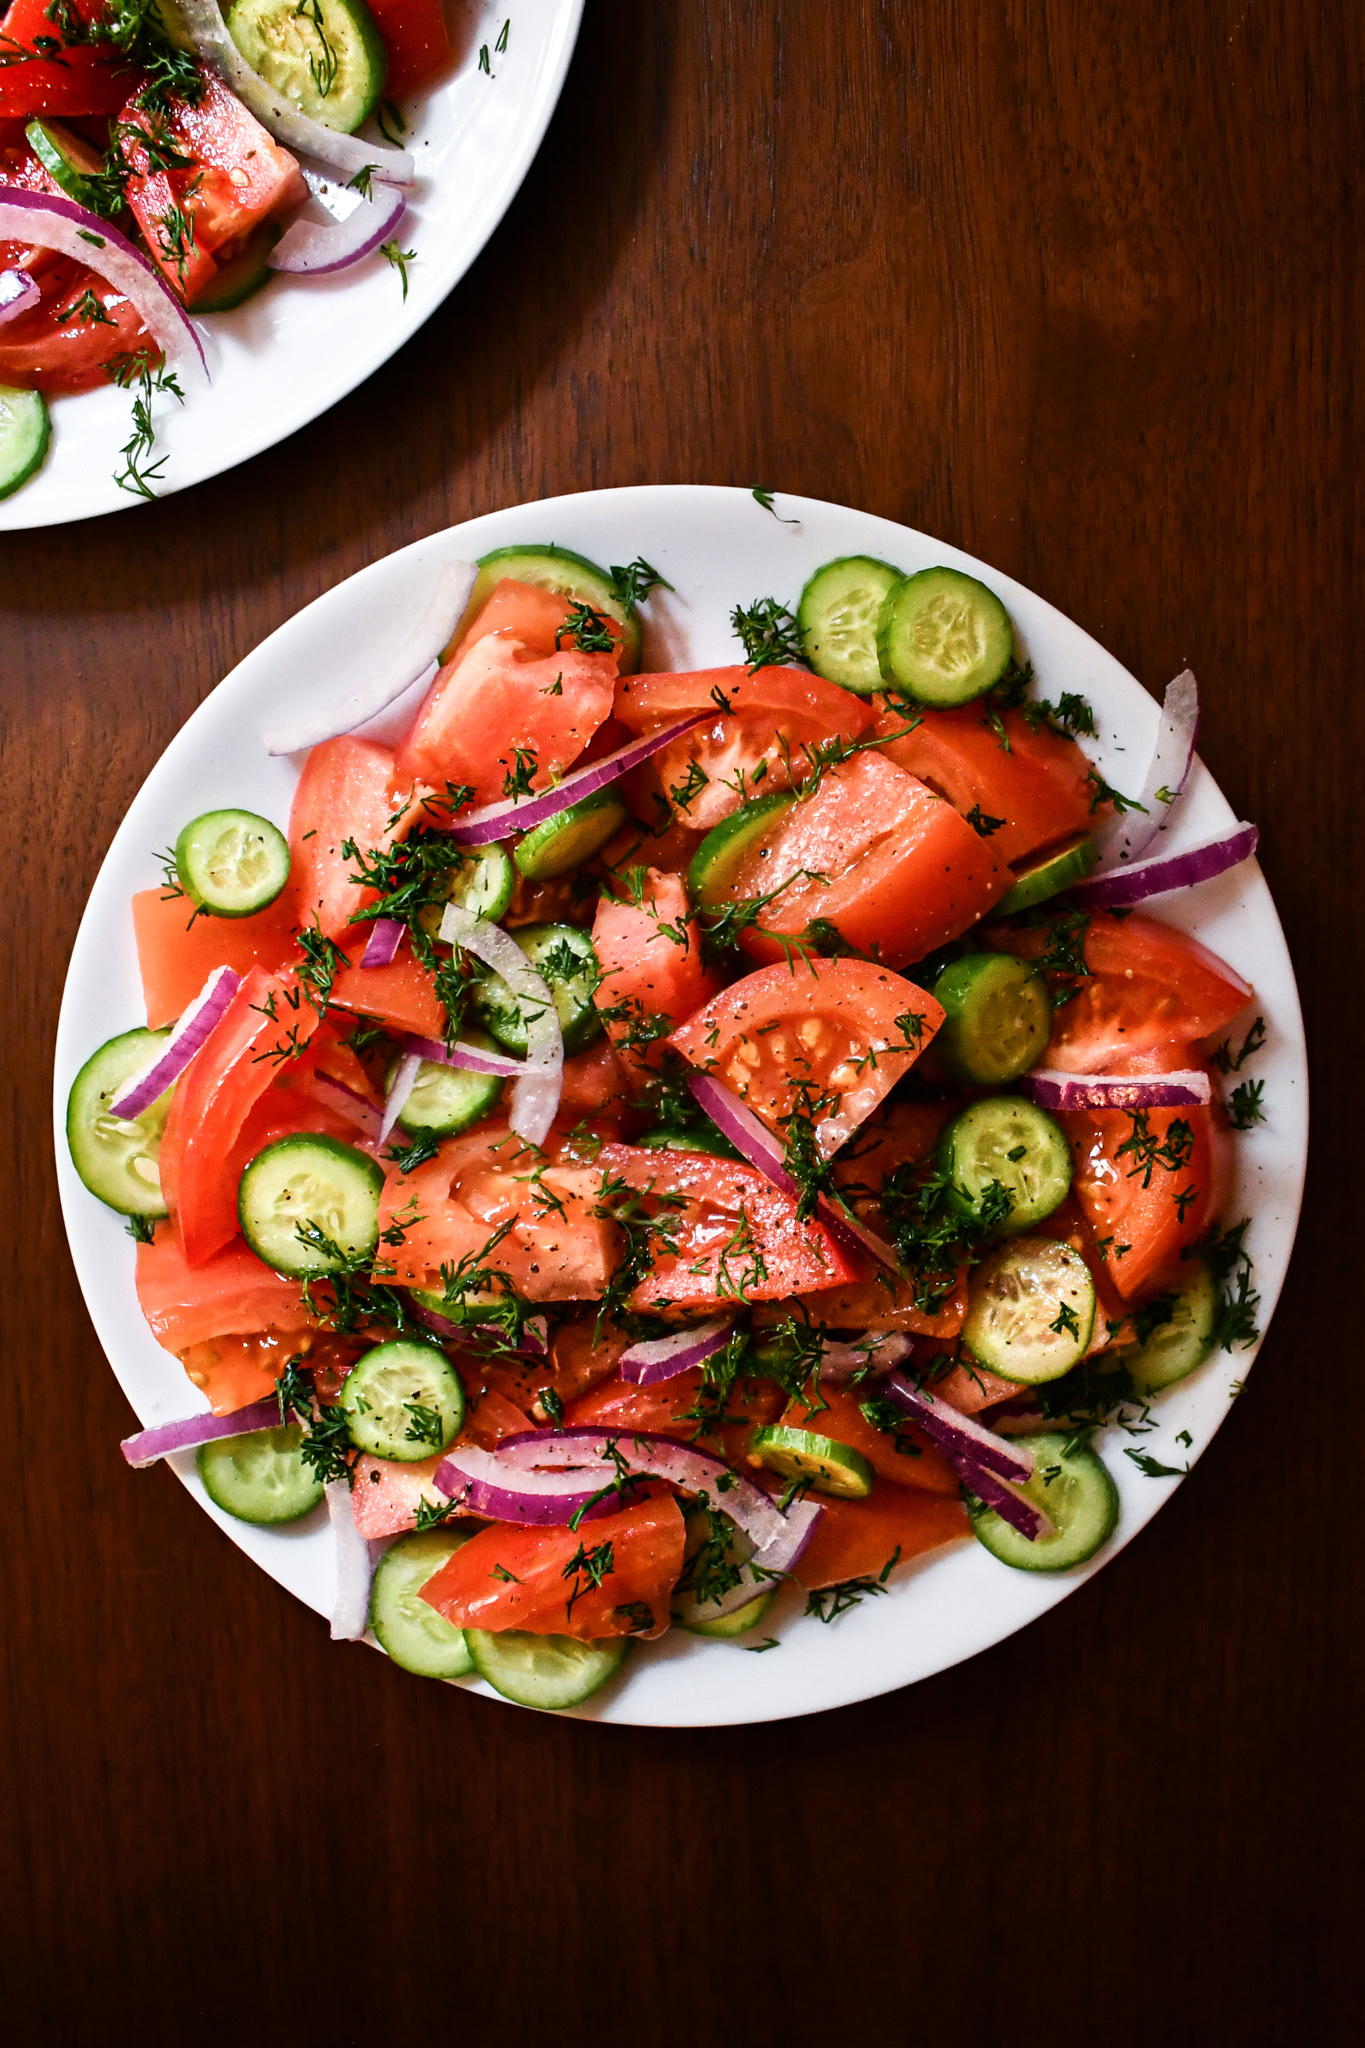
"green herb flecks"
731,595,807,671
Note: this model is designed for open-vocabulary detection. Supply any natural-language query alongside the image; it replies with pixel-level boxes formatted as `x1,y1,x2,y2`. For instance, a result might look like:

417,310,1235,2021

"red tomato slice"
877,700,1096,866
670,957,942,1150
613,664,876,832
790,1259,969,1338
286,732,416,945
564,1366,784,1473
556,1037,634,1122
779,1384,959,1495
420,1491,687,1640
1059,1098,1220,1300
991,910,1252,1071
793,1479,969,1590
328,952,445,1039
131,885,301,1029
362,0,451,92
714,753,1005,971
0,140,151,390
378,1124,619,1303
923,1360,1028,1415
136,1227,313,1357
591,868,716,1072
595,1141,857,1312
0,0,136,118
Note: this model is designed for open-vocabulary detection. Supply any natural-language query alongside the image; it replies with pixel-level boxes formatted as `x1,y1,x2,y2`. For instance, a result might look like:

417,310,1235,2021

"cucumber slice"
387,1033,503,1137
24,117,104,207
1122,1262,1218,1392
174,808,290,917
687,792,796,908
407,1284,506,1329
638,1125,740,1158
370,1528,477,1677
466,1629,629,1710
797,554,902,695
932,952,1053,1086
226,0,387,132
461,544,642,674
939,1097,1072,1233
964,1236,1096,1383
514,787,629,882
684,1591,776,1638
475,922,603,1056
191,220,280,312
752,1424,875,1500
415,844,516,938
339,1338,465,1461
66,1027,174,1218
996,836,1099,917
0,384,50,501
877,566,1015,706
238,1133,383,1277
197,1424,324,1525
967,1430,1118,1572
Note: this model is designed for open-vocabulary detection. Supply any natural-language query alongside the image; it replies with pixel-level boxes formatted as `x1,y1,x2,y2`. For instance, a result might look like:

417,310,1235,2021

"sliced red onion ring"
379,1049,423,1143
300,1069,383,1139
444,713,710,847
619,1319,733,1386
122,1394,279,1468
818,1332,915,1382
433,1444,634,1526
0,192,206,377
884,1372,1036,1484
402,1032,522,1077
261,560,474,754
1077,821,1258,910
688,1072,900,1273
1096,670,1199,868
163,0,414,184
440,907,562,1145
409,1298,547,1354
269,183,405,274
1020,1067,1213,1112
493,1428,786,1548
688,1495,825,1622
109,965,241,1118
326,1479,375,1640
943,1447,1053,1542
360,917,405,968
0,267,40,326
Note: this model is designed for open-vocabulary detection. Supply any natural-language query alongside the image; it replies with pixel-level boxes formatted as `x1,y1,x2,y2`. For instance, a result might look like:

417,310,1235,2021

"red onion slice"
0,267,40,326
326,1479,375,1640
1019,1066,1212,1112
378,1049,423,1143
619,1319,733,1386
360,917,405,968
688,1495,825,1622
109,964,241,1118
1096,670,1200,868
1076,821,1259,911
943,1447,1054,1542
433,1445,634,1526
122,1394,279,1468
439,907,562,1146
688,1072,901,1273
299,1069,383,1139
164,0,414,184
269,184,406,275
261,560,475,754
0,192,206,377
818,1332,915,1383
444,714,710,847
492,1428,787,1548
402,1032,523,1077
884,1372,1035,1484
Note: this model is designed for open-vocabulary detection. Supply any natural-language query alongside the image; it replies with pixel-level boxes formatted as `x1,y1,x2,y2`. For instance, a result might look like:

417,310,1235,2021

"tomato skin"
362,0,451,91
793,1479,969,1590
876,701,1095,866
718,754,1006,971
1059,1097,1218,1300
286,735,405,945
328,952,445,1039
781,1385,959,1494
421,1491,687,1640
136,1226,314,1359
131,884,301,1029
613,664,876,832
0,0,136,117
565,1367,785,1472
591,869,716,1073
0,142,151,391
923,1361,1028,1415
595,1140,857,1312
792,1259,969,1338
670,957,942,1148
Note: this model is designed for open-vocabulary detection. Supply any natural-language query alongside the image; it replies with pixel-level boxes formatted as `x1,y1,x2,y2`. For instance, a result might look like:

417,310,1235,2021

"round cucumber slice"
967,1430,1118,1572
370,1527,477,1677
466,1629,630,1710
939,1097,1072,1233
226,0,387,132
964,1236,1097,1383
174,808,290,917
1122,1262,1218,1392
387,1033,504,1137
415,844,516,937
995,836,1099,917
932,952,1053,1086
0,384,51,502
687,792,796,908
238,1133,383,1277
476,922,602,1056
197,1424,324,1525
797,554,903,695
65,1027,174,1218
638,1125,740,1158
877,565,1015,706
462,544,642,673
339,1338,465,1461
752,1424,875,1500
683,1591,776,1639
514,787,629,882
191,220,281,312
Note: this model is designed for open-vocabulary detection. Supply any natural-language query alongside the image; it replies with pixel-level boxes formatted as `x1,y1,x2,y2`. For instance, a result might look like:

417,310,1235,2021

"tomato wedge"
793,1480,968,1590
136,1227,314,1356
564,1366,784,1473
670,957,942,1150
0,0,137,117
132,884,301,1029
328,952,445,1039
591,867,715,1072
363,0,452,92
876,701,1096,866
0,138,151,391
1059,1098,1221,1299
420,1491,687,1640
287,734,407,946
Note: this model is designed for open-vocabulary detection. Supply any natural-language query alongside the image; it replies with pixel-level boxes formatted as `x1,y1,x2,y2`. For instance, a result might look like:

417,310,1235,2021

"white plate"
53,484,1309,1726
1,0,582,530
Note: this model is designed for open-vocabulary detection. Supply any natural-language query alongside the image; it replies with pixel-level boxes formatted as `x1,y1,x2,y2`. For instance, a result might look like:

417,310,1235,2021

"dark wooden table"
1,3,1355,2038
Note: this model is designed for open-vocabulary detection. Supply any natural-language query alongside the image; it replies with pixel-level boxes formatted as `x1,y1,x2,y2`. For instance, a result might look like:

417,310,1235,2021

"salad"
0,0,458,501
67,534,1269,1714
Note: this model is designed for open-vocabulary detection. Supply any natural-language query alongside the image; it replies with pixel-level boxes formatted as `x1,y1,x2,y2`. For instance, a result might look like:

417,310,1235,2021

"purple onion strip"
0,267,40,327
944,1447,1053,1542
620,1318,733,1386
1019,1066,1213,1112
433,1446,631,1526
444,713,710,847
491,1428,786,1548
378,1049,423,1144
1076,822,1259,911
109,964,241,1119
1095,669,1199,869
403,1032,523,1077
884,1372,1035,1484
0,191,206,375
269,185,405,275
121,1395,279,1469
360,917,405,968
302,1071,383,1139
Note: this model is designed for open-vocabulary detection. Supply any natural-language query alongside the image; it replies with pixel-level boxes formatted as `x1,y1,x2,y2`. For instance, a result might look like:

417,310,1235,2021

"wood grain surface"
0,3,1356,2039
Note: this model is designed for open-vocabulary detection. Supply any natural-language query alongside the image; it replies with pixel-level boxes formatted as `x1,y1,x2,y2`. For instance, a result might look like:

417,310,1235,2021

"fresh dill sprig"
106,350,185,500
731,595,806,671
382,238,416,299
610,557,673,608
